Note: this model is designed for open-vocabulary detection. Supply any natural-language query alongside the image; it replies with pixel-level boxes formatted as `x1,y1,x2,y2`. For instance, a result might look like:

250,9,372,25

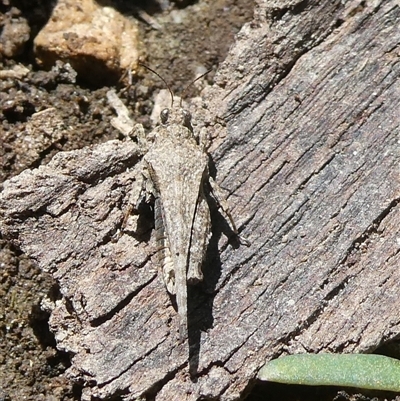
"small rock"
33,0,140,85
0,13,30,58
0,64,30,80
14,108,67,168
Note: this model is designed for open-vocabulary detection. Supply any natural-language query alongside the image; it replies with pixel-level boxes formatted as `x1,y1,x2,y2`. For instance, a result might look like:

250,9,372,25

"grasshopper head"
160,107,193,132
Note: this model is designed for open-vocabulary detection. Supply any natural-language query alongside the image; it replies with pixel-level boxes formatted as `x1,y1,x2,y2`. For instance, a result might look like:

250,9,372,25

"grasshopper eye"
160,108,169,124
182,109,191,127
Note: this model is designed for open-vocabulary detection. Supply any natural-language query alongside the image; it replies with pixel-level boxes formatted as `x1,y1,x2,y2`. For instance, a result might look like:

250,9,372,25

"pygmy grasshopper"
129,66,239,340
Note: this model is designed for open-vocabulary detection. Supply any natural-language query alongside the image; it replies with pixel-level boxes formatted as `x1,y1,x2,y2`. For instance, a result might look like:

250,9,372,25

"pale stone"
33,0,139,85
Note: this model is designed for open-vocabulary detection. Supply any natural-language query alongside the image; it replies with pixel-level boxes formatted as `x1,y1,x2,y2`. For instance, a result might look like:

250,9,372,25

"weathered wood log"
1,0,400,399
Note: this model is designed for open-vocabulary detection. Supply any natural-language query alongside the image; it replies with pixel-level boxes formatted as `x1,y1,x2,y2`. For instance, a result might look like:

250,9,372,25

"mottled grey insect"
135,66,238,340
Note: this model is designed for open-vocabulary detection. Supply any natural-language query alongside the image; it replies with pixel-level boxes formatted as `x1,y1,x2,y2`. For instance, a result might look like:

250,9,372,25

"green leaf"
258,353,400,392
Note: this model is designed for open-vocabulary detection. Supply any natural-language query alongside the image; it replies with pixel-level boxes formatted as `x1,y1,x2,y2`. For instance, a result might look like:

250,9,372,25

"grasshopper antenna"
179,68,212,108
138,63,174,108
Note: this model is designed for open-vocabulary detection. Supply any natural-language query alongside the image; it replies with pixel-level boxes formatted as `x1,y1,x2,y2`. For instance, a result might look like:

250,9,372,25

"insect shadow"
187,162,241,376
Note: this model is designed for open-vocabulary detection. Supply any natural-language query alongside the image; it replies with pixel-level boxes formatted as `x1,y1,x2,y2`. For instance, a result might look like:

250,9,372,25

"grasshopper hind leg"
154,197,176,294
187,188,211,285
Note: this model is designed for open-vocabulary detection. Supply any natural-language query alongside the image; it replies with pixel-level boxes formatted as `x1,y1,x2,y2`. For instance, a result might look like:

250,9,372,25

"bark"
1,0,400,400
